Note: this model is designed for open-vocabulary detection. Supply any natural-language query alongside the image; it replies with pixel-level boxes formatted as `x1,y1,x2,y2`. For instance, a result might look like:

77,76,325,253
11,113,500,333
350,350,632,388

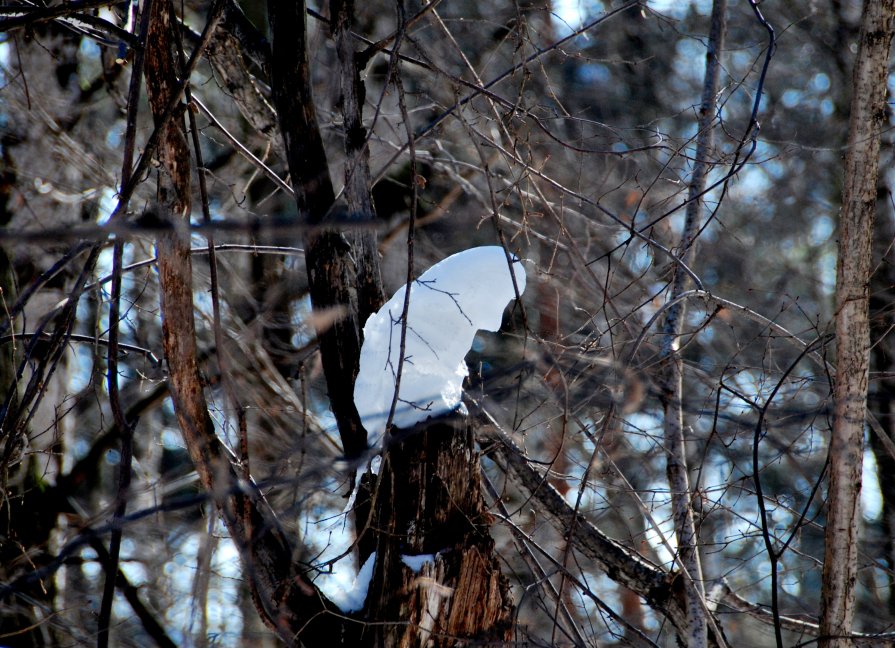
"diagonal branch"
147,1,342,644
0,0,118,32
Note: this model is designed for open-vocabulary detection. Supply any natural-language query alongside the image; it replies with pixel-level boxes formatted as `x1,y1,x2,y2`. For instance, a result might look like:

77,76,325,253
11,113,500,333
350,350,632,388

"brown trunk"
331,0,385,329
264,2,513,645
147,2,340,645
821,2,895,645
361,415,514,647
268,0,374,460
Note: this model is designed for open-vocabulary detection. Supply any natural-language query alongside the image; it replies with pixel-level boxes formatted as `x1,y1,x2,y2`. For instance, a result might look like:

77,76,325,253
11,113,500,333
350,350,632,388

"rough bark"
821,2,895,646
205,26,283,158
192,1,284,158
331,0,385,328
362,416,514,647
146,2,339,645
268,0,372,460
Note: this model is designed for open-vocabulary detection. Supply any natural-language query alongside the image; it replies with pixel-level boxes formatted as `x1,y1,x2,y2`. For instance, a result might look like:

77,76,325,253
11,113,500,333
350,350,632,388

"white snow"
308,503,379,614
316,550,377,613
401,553,436,573
354,246,526,445
309,511,357,606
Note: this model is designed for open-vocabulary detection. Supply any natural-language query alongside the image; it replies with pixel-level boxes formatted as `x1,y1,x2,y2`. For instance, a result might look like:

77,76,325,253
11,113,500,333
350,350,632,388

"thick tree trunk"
361,415,514,647
267,1,511,643
821,2,895,646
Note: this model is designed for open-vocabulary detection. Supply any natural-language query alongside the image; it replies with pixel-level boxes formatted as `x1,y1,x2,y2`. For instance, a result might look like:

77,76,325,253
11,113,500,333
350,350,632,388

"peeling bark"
362,416,514,647
206,28,283,158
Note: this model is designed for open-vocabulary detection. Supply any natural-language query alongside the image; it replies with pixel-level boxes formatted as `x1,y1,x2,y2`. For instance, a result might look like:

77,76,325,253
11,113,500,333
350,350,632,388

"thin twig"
89,538,178,648
191,95,294,196
0,333,160,366
481,470,592,645
95,2,154,632
625,0,776,255
0,242,93,339
750,339,823,648
372,0,640,184
96,240,136,648
383,3,415,439
119,0,154,191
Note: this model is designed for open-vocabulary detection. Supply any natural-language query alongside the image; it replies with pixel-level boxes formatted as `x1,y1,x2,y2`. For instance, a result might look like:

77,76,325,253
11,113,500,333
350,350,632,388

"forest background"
1,0,894,646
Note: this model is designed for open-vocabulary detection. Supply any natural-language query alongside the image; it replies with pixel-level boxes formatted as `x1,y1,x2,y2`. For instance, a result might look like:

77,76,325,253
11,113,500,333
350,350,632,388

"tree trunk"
268,0,512,643
331,0,385,328
656,2,726,645
361,415,514,647
821,2,895,646
146,2,340,645
268,0,380,461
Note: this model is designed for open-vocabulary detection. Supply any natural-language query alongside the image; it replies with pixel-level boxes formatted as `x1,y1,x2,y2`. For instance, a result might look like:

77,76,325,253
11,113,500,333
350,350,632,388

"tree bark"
821,2,895,646
146,3,340,645
362,416,514,647
656,2,726,645
331,0,385,329
205,2,283,158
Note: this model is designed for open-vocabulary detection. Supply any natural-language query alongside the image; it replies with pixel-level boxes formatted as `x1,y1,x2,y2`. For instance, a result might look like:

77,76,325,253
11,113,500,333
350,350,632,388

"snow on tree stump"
359,412,514,647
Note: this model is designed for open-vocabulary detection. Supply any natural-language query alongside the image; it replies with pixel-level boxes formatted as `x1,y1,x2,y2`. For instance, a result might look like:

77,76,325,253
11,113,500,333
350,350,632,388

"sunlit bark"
821,2,895,646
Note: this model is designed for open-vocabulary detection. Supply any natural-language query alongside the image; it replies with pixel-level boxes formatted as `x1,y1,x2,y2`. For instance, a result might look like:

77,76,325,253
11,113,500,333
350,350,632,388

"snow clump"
354,245,526,445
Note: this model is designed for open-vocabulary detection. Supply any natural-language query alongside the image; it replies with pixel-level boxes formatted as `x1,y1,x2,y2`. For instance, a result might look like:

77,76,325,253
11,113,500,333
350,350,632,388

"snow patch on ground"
354,246,526,445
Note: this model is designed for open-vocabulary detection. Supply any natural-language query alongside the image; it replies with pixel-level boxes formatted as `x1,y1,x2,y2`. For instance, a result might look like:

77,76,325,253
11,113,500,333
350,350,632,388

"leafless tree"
1,1,894,647
822,2,895,647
